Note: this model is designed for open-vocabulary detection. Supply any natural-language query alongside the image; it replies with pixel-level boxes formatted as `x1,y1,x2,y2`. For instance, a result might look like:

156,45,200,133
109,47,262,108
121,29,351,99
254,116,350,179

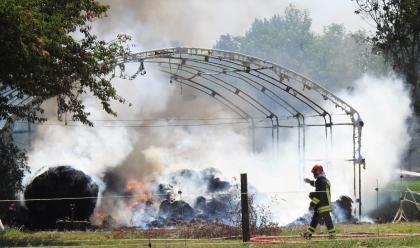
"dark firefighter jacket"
308,176,332,213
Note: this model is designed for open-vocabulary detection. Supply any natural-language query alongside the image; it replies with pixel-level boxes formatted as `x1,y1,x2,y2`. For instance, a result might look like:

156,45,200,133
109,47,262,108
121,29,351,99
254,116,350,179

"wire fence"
1,177,420,247
0,190,327,203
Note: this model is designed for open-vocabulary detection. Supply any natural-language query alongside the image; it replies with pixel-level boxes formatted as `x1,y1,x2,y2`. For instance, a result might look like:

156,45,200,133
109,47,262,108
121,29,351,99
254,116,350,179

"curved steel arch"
118,47,365,218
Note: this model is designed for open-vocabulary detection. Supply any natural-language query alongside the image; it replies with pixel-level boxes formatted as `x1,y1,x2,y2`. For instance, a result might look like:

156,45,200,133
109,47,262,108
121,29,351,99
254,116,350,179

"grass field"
406,179,420,191
1,222,420,247
2,179,418,247
390,178,420,191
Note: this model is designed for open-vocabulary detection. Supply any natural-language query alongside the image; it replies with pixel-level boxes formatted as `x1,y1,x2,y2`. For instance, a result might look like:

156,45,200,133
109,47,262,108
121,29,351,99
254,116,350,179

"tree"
214,5,387,91
0,0,129,202
354,0,420,112
0,0,130,126
0,138,28,198
0,137,28,221
214,34,240,52
233,6,314,75
308,25,387,91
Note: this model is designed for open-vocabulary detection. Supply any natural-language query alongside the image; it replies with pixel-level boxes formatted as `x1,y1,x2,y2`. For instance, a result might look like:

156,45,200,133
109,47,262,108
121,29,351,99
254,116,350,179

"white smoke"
26,69,412,226
97,0,372,48
336,75,412,213
109,74,411,225
26,67,174,177
24,0,412,226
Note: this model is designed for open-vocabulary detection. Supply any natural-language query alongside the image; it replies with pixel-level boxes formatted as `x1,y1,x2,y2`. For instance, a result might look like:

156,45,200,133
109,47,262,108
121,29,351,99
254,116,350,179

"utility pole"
241,173,250,242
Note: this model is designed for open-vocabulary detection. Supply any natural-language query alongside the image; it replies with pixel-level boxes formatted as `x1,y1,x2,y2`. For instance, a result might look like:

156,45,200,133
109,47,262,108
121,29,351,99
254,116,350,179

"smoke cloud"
26,72,412,225
96,0,372,48
336,75,412,212
24,1,412,226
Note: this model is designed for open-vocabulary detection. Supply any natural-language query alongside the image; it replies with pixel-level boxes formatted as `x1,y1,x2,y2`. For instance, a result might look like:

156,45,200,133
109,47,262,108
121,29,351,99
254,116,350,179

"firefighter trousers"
307,211,335,235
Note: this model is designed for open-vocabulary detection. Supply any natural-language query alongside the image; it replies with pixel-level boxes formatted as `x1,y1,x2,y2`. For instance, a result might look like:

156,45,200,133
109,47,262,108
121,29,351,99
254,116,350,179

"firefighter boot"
328,229,337,239
329,233,336,240
302,231,312,240
303,226,315,240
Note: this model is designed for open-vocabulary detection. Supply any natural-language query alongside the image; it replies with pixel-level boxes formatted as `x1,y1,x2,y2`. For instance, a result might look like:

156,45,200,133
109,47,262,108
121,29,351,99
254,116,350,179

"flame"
92,178,154,227
125,179,152,209
91,208,105,226
126,182,137,191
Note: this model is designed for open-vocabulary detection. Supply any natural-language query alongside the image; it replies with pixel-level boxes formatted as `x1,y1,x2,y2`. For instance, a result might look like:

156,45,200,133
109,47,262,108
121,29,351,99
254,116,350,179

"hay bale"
24,166,98,229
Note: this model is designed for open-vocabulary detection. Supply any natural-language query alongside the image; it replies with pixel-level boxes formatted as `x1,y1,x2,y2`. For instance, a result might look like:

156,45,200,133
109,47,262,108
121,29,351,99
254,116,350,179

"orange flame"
92,178,154,227
125,179,152,209
91,208,105,226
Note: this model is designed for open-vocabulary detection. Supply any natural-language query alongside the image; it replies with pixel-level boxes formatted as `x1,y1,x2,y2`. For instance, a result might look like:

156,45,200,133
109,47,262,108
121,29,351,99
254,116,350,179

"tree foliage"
214,5,387,91
0,0,130,202
0,139,28,197
0,0,130,126
354,0,420,111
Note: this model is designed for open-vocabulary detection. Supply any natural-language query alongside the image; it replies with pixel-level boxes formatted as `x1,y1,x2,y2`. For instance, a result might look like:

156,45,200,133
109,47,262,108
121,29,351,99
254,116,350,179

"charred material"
158,199,195,220
194,196,233,220
93,168,245,228
148,169,237,227
288,195,357,226
149,200,195,227
23,166,98,229
56,220,91,231
334,195,355,222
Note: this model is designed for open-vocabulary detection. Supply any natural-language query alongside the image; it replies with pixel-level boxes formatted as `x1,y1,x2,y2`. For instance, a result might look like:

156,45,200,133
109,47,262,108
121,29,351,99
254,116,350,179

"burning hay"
16,165,359,231
92,168,241,228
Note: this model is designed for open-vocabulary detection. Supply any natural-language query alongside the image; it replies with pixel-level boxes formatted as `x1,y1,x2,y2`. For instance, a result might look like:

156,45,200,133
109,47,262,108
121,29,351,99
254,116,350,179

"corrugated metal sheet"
0,85,33,130
0,119,6,130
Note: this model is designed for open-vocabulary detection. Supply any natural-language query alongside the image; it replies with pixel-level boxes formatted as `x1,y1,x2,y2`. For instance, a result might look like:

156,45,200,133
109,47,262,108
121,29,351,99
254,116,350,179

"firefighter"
303,164,336,239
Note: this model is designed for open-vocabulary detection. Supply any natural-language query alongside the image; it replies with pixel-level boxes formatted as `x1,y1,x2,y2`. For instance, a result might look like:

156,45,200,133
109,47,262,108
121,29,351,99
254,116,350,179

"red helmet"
311,164,324,175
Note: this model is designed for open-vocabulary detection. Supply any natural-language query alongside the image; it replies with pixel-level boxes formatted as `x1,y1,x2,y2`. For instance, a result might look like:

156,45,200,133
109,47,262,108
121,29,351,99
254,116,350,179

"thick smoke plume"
26,71,412,226
337,76,412,212
24,1,413,226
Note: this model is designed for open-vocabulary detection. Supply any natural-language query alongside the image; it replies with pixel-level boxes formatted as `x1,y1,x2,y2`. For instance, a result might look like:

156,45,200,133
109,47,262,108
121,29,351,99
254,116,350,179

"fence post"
241,173,250,242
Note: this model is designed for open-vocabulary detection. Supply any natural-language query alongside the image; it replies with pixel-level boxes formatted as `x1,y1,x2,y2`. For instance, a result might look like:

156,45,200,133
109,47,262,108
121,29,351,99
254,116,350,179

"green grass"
1,223,420,247
389,179,420,191
406,180,420,191
276,222,420,236
1,235,420,247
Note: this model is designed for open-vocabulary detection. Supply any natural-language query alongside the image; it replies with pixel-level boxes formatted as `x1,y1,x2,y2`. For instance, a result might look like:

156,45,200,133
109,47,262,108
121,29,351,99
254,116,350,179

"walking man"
303,164,336,239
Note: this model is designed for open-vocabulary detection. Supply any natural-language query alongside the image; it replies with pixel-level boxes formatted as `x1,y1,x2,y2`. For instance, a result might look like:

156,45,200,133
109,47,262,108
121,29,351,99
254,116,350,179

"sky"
97,0,375,48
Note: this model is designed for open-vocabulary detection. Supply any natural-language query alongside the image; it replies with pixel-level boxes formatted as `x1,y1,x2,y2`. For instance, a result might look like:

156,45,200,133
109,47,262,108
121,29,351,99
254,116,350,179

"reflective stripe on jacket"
309,176,332,213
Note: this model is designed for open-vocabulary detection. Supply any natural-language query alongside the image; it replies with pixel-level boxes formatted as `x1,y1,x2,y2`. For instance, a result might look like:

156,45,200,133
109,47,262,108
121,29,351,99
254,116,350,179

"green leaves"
0,0,130,125
0,1,131,200
355,0,420,111
0,138,29,198
214,5,388,91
